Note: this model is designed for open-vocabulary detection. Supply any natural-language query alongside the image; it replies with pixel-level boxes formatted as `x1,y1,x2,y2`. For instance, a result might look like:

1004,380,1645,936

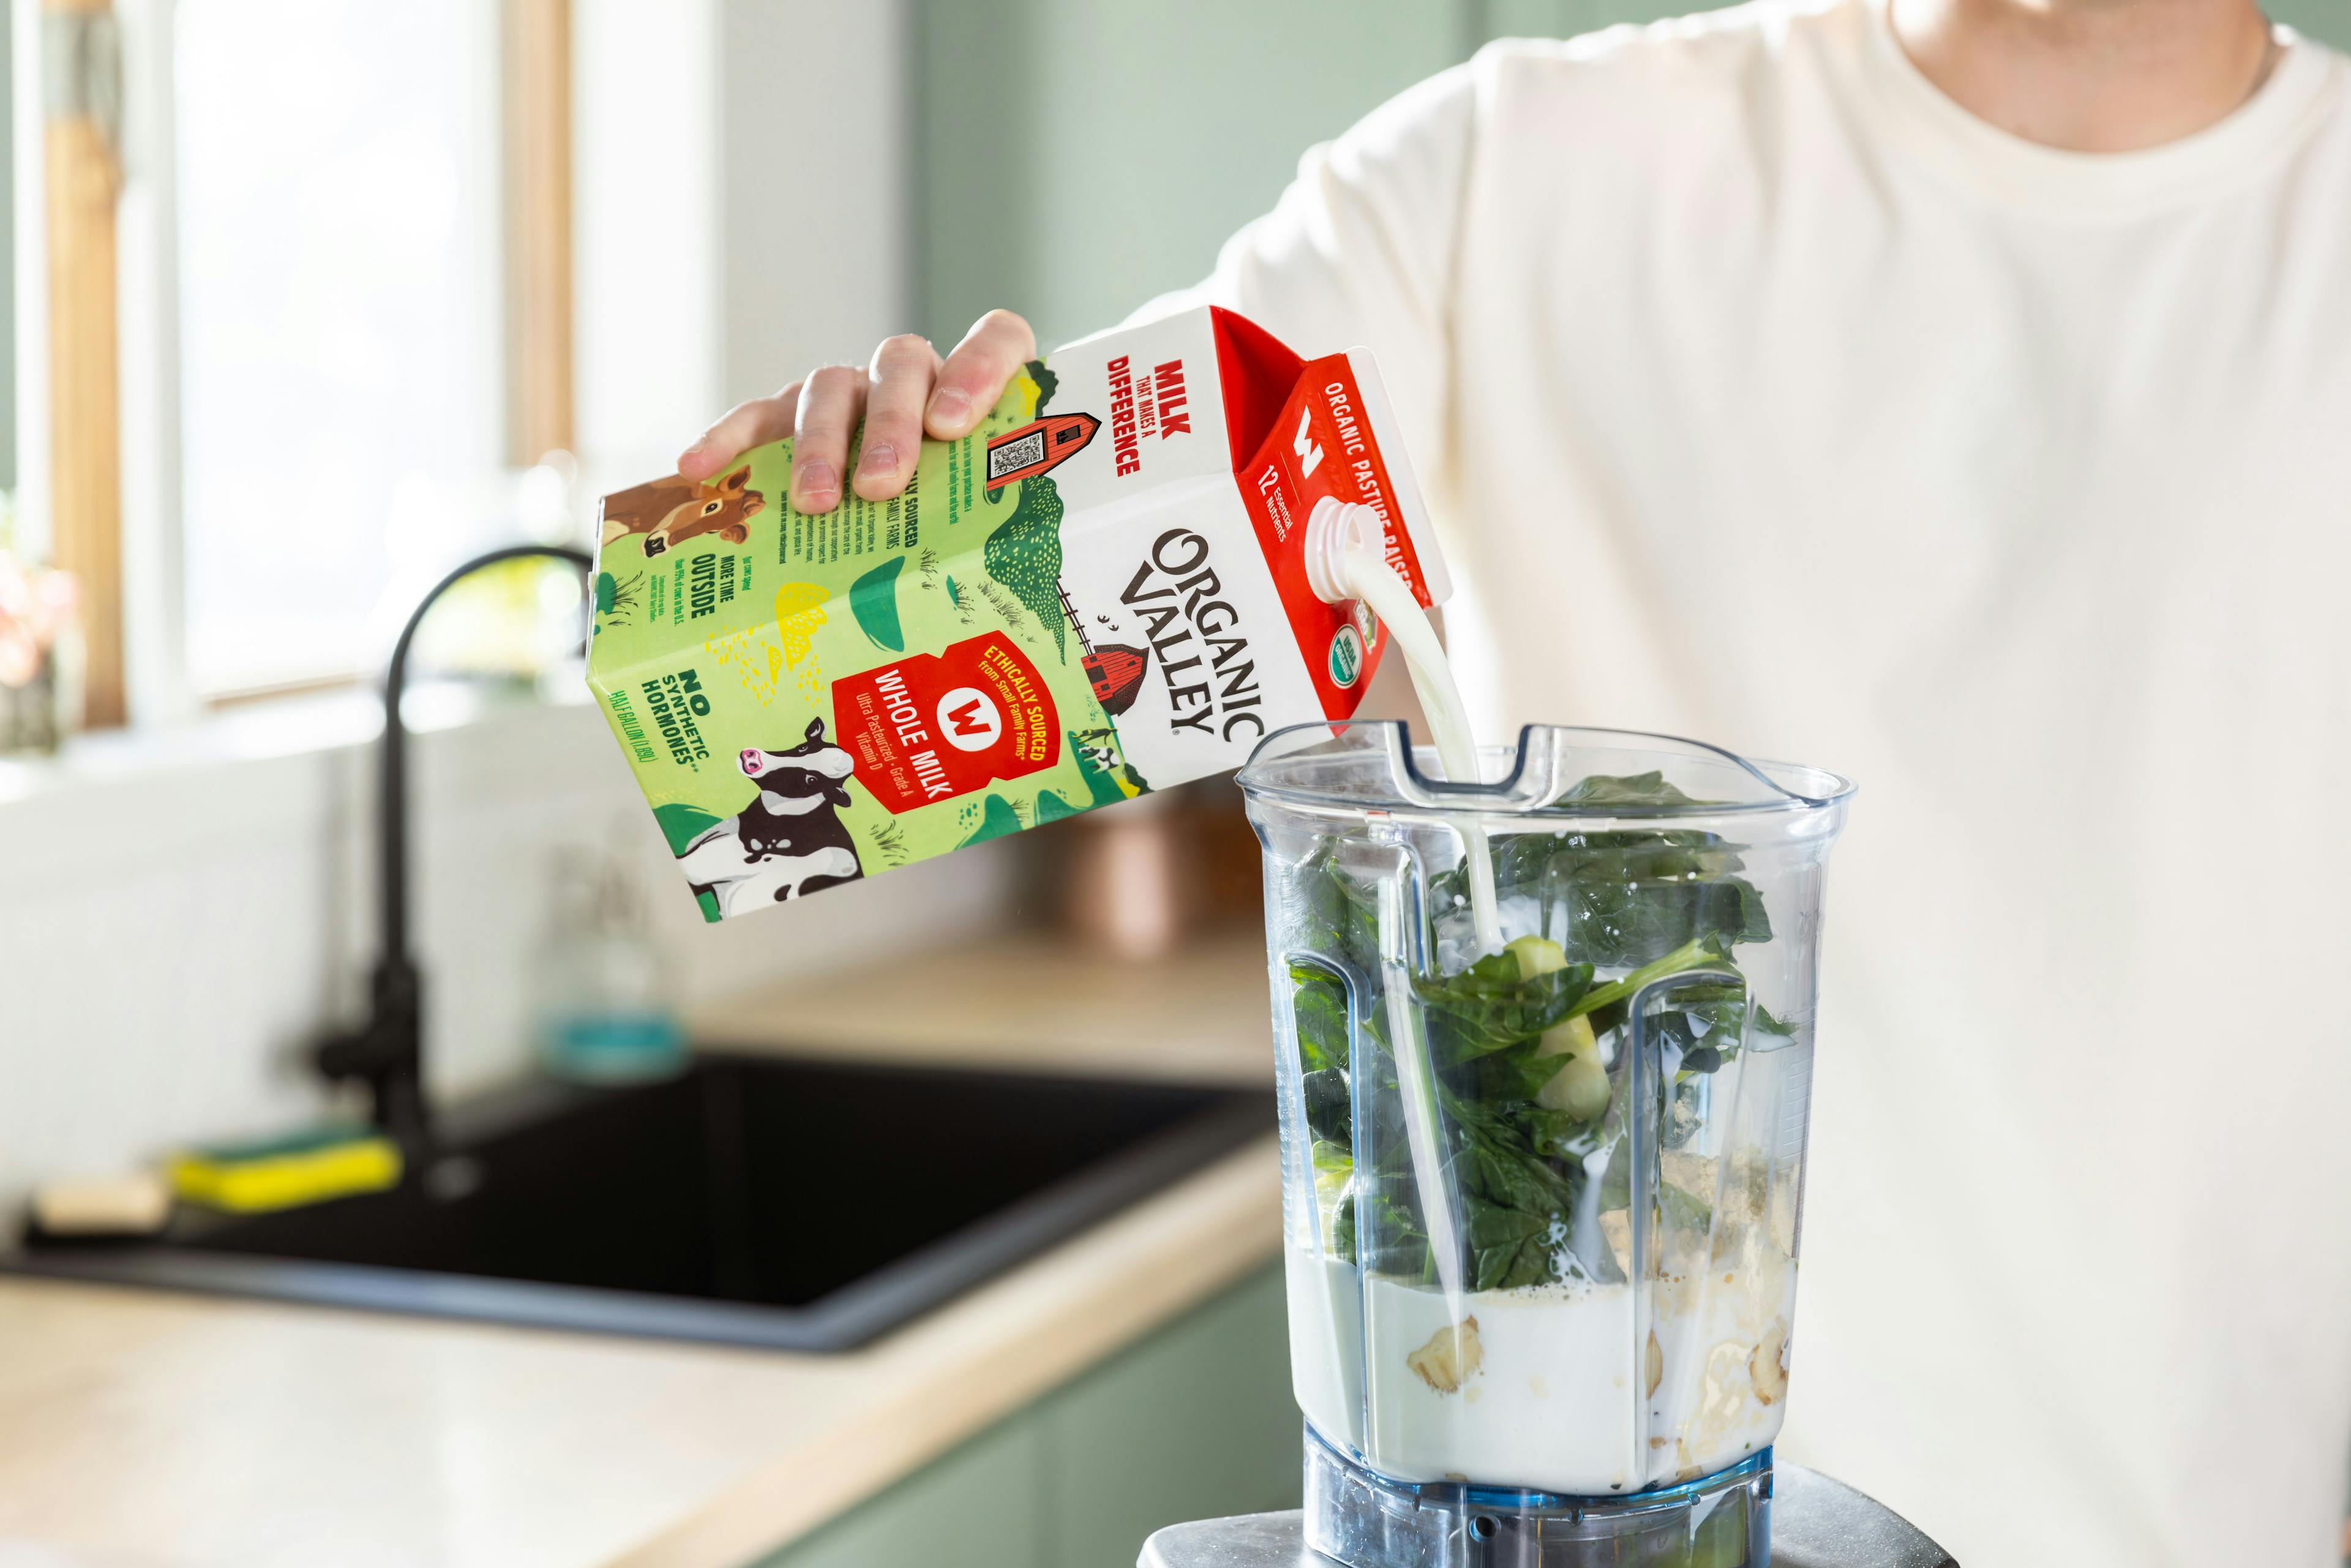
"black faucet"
312,544,594,1139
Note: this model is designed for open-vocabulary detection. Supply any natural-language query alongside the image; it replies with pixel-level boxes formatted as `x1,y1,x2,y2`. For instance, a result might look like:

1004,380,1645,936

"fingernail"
928,390,969,427
795,460,837,502
857,443,898,479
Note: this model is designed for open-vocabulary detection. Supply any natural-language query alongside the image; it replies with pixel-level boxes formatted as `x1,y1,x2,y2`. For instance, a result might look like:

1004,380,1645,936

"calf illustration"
600,466,765,559
676,718,865,915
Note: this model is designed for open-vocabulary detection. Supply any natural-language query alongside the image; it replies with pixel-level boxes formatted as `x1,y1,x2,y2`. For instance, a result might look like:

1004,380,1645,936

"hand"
675,309,1036,514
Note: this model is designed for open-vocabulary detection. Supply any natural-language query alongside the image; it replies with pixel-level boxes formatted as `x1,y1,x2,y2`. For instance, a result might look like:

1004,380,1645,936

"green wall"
913,0,1483,351
2270,0,2351,47
913,0,2350,351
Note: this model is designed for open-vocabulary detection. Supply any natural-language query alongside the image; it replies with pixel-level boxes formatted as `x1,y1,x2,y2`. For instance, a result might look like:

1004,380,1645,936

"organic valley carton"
587,306,1450,920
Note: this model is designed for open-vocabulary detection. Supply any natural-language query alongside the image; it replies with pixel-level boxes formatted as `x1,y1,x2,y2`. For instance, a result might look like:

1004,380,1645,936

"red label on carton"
831,634,1062,814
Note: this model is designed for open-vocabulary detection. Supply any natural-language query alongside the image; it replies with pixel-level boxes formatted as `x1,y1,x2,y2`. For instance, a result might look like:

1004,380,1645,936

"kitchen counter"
691,929,1275,1086
0,935,1283,1568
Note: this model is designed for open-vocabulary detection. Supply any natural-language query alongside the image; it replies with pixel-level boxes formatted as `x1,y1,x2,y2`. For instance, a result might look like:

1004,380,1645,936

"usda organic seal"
1327,625,1365,688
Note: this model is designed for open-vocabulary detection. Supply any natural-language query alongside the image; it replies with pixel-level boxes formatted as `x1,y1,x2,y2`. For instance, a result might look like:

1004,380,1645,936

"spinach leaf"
1291,842,1384,978
1441,1077,1585,1291
1469,1045,1567,1105
1301,1067,1351,1146
1350,1180,1433,1277
1308,1140,1429,1277
1465,1196,1564,1291
1412,948,1595,1063
1551,852,1770,967
1439,774,1773,967
1289,963,1352,1073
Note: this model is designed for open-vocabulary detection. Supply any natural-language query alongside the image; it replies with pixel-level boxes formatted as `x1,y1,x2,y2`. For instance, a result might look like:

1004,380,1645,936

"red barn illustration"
984,413,1101,493
1056,582,1147,717
1082,644,1149,717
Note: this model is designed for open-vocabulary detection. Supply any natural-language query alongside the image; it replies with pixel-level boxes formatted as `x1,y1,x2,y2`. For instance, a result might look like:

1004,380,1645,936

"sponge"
168,1127,403,1213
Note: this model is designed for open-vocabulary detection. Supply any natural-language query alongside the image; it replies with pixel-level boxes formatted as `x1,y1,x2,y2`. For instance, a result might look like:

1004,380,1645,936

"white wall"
0,0,972,1215
573,0,723,495
718,0,910,405
0,692,1013,1212
574,0,908,496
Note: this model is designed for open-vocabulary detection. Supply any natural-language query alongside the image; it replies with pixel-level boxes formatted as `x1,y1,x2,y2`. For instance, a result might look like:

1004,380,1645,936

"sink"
6,1052,1273,1351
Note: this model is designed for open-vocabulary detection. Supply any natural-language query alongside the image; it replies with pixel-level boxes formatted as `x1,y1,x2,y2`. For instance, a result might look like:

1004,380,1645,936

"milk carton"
585,306,1450,920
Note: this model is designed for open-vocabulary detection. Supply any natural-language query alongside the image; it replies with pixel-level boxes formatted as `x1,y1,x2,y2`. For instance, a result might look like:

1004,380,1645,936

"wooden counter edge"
606,1134,1286,1568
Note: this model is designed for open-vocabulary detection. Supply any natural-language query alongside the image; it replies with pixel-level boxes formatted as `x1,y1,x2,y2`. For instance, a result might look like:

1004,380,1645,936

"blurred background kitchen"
2,3,2347,1567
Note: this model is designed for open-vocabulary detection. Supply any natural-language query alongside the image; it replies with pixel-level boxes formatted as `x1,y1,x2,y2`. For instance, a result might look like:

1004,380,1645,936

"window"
173,0,506,695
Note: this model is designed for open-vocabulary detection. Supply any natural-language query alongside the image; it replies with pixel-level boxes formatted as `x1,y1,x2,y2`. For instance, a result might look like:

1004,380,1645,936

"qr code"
989,430,1045,481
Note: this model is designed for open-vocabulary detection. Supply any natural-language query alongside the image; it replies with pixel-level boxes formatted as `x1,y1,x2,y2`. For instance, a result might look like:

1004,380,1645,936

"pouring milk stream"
1302,497,1499,1313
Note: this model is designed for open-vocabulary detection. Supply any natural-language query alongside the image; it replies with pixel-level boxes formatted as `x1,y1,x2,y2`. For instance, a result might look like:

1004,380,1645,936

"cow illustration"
600,465,765,560
1073,726,1148,800
677,718,866,915
1074,728,1123,777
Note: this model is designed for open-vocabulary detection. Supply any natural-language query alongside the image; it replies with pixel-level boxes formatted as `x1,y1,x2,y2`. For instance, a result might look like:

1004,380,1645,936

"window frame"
48,0,576,724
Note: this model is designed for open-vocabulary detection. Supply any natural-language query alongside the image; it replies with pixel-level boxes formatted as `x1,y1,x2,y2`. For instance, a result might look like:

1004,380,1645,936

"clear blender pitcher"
1237,722,1853,1568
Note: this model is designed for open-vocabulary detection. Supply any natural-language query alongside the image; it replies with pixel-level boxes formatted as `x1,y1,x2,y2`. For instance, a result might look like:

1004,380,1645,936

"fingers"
926,309,1035,440
789,366,866,511
679,386,800,482
853,334,940,500
675,306,1028,507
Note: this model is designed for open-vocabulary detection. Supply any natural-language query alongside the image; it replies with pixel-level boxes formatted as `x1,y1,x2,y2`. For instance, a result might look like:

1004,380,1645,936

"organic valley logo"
1118,528,1266,743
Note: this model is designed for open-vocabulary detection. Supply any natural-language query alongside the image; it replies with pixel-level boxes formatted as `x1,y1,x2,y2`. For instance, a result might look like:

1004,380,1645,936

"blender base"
1142,1442,1956,1568
1304,1429,1772,1568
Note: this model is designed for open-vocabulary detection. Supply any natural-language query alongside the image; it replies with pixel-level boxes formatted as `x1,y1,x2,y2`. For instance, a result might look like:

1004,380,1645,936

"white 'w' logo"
1293,408,1324,478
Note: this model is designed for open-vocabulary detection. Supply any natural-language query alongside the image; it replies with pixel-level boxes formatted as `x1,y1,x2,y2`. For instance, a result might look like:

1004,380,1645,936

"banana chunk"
1407,1317,1484,1394
1751,1321,1790,1405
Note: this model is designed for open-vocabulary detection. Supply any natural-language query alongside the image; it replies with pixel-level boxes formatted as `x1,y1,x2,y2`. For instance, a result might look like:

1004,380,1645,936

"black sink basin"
6,1052,1273,1351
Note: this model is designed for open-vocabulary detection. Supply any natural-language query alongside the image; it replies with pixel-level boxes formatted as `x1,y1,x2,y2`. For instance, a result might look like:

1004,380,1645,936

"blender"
1189,718,1915,1568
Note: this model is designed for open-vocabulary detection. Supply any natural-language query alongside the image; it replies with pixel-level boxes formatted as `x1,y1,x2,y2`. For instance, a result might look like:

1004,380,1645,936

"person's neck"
1888,0,2281,152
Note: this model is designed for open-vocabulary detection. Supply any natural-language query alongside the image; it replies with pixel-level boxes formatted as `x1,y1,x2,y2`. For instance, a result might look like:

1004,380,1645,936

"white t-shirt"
1158,2,2351,1562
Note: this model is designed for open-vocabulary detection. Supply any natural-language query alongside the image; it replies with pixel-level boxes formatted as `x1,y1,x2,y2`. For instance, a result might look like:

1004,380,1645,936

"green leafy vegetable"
1436,774,1773,969
1288,846,1384,980
1414,947,1595,1063
1290,962,1352,1073
1553,771,1701,809
1288,774,1784,1294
